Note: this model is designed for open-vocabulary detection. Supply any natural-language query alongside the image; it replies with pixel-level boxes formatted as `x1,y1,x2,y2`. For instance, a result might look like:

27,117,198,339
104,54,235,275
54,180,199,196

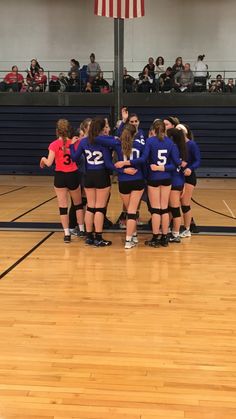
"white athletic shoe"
125,240,136,249
132,235,138,244
180,229,191,238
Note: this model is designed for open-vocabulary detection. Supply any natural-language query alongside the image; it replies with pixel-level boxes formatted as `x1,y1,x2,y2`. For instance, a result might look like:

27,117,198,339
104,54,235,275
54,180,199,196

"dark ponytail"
88,118,106,144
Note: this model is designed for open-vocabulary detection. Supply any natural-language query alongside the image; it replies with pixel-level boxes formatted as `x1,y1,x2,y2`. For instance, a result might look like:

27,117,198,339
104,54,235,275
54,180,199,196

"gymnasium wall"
0,0,236,74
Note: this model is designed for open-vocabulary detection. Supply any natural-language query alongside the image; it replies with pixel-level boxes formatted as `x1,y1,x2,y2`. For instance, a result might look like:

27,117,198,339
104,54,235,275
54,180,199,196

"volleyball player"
69,118,118,247
123,120,181,247
163,116,180,131
176,123,201,237
40,119,84,243
167,128,187,242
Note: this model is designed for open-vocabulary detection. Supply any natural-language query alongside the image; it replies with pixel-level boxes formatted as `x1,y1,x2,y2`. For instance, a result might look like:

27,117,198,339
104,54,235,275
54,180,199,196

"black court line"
11,196,56,222
0,186,26,197
0,232,54,280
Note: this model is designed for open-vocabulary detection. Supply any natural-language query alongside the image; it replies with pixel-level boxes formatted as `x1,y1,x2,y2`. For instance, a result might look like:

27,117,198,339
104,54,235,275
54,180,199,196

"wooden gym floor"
0,176,236,418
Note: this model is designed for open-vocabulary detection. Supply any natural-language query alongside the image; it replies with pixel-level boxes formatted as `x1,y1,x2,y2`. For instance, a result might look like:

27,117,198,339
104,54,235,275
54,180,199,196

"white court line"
222,200,236,219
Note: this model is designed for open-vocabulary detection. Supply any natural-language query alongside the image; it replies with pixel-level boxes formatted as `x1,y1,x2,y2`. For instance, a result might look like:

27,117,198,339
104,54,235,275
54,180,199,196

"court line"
0,186,26,197
0,232,54,280
11,196,56,222
222,200,236,219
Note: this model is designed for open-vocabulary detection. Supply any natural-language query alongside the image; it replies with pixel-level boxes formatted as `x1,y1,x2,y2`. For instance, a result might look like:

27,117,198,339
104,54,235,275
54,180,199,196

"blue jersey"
132,136,181,181
186,140,201,171
69,137,114,172
95,135,146,181
117,122,145,144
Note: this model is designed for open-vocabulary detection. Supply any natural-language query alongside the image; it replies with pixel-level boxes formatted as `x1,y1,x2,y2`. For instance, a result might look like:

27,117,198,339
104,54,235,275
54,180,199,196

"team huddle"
40,108,200,248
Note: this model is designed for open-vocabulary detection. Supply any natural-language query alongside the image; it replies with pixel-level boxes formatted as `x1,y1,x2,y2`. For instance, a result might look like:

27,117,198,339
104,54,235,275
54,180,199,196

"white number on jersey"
157,149,167,165
85,150,104,165
129,148,140,160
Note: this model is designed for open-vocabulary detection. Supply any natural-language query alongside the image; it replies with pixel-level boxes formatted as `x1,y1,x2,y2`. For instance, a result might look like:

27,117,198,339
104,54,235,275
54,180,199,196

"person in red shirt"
28,67,47,92
40,119,84,243
0,66,24,92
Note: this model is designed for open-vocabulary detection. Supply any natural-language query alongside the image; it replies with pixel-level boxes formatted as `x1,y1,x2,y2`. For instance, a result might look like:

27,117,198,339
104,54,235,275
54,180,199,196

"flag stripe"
102,0,106,16
94,0,98,15
141,0,145,16
133,0,137,17
125,0,129,18
94,0,145,18
109,0,113,17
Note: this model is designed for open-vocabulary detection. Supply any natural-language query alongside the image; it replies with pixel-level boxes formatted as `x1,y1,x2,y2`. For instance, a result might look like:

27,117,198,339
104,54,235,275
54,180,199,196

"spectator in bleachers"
87,53,101,83
123,67,136,92
92,71,110,92
143,57,155,79
137,67,154,92
225,78,235,93
0,65,24,92
26,59,40,87
159,67,174,93
172,56,184,76
174,63,194,92
68,59,80,77
84,81,93,92
28,67,47,92
155,56,165,77
67,71,81,92
209,74,225,93
193,54,208,91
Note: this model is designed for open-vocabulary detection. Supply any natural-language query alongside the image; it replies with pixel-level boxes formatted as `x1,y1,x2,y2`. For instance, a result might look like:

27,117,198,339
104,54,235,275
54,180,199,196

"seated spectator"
174,63,194,92
123,67,136,92
58,73,69,92
209,74,225,93
26,59,40,88
28,67,47,92
84,81,93,92
225,78,235,93
87,53,101,83
92,71,110,92
0,66,24,92
143,57,155,79
68,59,80,77
155,56,165,77
159,67,174,92
137,67,154,92
67,71,81,92
172,56,184,76
193,54,208,91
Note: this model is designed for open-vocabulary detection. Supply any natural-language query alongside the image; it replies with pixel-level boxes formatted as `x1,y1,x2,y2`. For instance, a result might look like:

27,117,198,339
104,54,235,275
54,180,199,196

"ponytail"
88,117,106,144
153,120,166,141
56,119,71,154
120,123,136,159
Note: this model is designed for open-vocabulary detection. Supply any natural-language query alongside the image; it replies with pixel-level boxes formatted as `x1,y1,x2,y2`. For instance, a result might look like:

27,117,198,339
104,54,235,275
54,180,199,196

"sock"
172,231,179,237
153,234,159,240
126,235,132,242
133,232,137,237
79,224,85,232
64,228,70,236
87,232,93,239
95,232,102,241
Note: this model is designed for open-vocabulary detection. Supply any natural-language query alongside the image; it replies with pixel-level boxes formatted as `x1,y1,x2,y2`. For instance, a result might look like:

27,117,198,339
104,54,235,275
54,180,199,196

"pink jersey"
49,138,80,172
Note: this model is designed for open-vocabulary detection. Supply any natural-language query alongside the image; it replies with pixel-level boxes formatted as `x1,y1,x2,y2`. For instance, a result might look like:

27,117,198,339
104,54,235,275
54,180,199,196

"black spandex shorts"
171,184,184,191
147,178,171,187
185,171,197,186
119,179,145,195
84,169,111,189
54,170,81,190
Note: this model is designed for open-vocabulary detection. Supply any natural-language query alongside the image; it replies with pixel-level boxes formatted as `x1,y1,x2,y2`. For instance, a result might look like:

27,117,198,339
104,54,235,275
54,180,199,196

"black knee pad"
74,203,83,211
87,206,95,214
161,207,169,215
170,206,181,218
59,207,68,215
82,197,87,207
95,207,106,215
182,205,191,214
127,213,138,220
150,207,161,215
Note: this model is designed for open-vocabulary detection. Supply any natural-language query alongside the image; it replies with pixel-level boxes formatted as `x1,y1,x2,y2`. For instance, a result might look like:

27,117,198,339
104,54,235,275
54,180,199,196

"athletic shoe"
103,216,113,229
180,229,191,238
145,237,160,247
160,235,169,247
85,237,94,245
70,226,80,236
169,234,181,243
132,235,138,244
125,240,136,249
64,235,71,243
94,239,112,247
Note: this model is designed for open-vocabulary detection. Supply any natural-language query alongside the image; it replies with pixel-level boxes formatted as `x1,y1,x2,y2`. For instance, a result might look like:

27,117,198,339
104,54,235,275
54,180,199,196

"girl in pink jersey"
40,119,84,243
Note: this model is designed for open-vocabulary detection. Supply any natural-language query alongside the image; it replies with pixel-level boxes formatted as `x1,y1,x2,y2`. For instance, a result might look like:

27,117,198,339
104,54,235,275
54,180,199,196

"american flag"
94,0,145,18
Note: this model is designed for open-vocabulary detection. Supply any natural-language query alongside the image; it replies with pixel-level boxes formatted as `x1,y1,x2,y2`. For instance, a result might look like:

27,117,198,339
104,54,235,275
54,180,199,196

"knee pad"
74,203,83,211
170,206,181,218
161,207,169,215
82,197,87,207
182,205,191,214
127,213,138,220
95,207,106,215
87,206,95,214
150,207,161,215
59,207,68,215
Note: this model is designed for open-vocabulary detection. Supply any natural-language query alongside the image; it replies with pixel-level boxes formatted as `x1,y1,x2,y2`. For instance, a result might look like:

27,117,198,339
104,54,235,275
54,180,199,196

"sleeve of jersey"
69,143,83,162
48,141,57,153
131,140,150,167
164,144,181,172
102,147,124,174
95,135,120,150
189,142,201,170
117,121,125,137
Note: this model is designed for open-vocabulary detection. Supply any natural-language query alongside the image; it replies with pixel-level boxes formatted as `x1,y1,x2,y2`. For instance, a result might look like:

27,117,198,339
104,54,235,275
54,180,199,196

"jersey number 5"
157,150,167,165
